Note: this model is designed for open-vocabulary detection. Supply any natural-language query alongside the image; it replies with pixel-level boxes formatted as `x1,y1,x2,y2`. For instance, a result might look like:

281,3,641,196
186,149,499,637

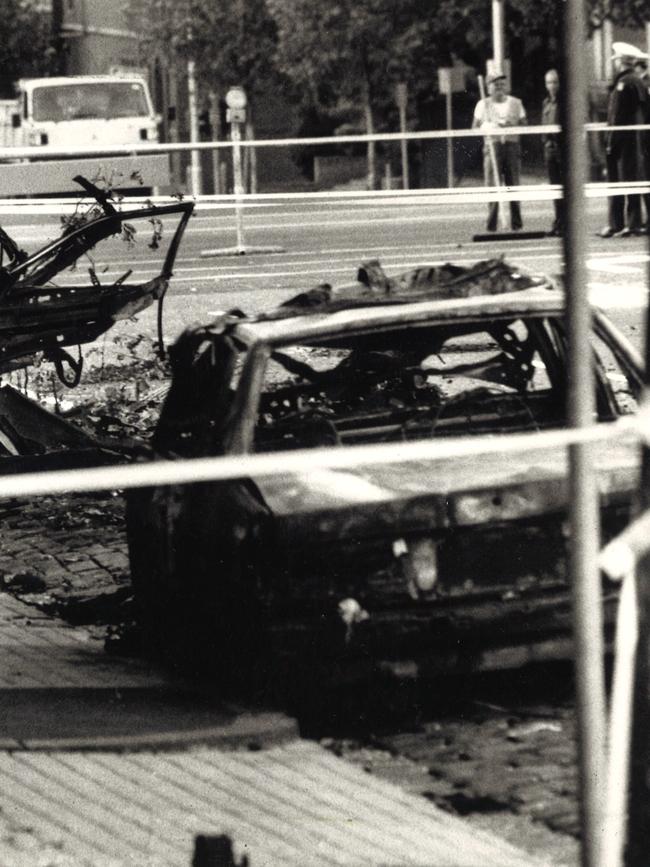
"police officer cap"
612,42,648,62
486,72,507,85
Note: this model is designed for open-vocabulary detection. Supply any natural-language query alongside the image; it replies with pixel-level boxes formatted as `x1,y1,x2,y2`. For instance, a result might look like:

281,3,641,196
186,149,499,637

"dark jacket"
606,67,647,155
541,95,560,155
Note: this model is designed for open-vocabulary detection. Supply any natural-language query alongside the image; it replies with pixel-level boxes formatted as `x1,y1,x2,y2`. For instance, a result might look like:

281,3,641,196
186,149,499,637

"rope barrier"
0,121,640,161
1,181,650,215
0,414,643,500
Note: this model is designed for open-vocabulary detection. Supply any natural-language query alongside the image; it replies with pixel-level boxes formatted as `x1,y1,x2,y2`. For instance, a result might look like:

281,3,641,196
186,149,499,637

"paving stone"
64,573,108,591
63,560,97,574
92,551,130,572
58,553,87,564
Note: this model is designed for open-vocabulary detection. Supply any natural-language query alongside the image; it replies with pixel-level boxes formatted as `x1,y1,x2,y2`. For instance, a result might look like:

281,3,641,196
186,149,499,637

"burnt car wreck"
0,176,193,471
126,258,642,689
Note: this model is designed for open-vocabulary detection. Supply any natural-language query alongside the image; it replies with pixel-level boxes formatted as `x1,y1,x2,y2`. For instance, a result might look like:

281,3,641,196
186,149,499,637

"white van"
0,75,170,195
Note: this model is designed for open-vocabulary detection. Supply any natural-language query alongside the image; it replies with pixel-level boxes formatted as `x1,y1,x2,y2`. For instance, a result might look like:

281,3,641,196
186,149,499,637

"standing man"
600,42,648,238
473,72,527,232
542,69,563,236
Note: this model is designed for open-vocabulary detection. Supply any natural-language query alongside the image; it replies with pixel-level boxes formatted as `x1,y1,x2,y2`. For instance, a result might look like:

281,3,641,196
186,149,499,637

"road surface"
3,192,648,347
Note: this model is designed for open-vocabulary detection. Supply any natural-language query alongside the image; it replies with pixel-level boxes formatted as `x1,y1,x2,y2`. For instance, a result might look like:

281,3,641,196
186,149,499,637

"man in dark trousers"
472,72,527,232
542,69,563,235
600,42,648,238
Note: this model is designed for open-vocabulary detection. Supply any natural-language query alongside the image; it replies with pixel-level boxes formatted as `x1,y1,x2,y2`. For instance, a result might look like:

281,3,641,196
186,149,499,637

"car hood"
253,436,639,538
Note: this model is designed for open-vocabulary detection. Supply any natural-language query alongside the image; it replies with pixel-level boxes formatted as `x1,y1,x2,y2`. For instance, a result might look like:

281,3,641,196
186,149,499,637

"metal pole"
187,58,203,196
491,0,506,71
395,83,409,190
231,119,246,253
208,91,221,195
624,71,650,862
446,90,454,188
563,0,606,864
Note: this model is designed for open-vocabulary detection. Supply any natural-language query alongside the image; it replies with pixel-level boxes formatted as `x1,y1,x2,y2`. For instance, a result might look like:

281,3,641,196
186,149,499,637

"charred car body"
0,176,193,470
126,259,642,688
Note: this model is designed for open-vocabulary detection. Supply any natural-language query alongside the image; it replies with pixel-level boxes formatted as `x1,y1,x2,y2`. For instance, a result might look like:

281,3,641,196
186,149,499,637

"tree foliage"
125,0,650,123
268,0,441,120
0,0,56,97
590,0,650,28
125,0,277,96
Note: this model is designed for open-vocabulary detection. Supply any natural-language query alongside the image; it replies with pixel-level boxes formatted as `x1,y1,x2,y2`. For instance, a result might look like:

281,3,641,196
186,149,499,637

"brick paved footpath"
0,494,130,609
0,494,551,866
0,598,550,867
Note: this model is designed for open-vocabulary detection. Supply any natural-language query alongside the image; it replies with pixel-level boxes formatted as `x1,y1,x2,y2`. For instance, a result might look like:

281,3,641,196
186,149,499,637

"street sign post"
226,87,247,252
437,67,465,188
201,85,285,258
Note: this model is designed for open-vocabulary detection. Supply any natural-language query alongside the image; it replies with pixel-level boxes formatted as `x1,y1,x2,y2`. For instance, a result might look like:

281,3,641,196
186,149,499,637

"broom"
472,75,547,242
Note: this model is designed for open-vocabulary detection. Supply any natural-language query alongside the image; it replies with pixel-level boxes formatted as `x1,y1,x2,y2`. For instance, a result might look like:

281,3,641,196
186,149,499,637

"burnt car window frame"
0,201,194,292
226,310,569,454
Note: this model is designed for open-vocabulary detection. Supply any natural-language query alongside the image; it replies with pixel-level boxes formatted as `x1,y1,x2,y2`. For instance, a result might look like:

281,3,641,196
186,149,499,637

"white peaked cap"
612,41,648,61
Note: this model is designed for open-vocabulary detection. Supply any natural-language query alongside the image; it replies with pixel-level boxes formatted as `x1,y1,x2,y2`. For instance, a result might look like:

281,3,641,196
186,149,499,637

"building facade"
59,0,141,76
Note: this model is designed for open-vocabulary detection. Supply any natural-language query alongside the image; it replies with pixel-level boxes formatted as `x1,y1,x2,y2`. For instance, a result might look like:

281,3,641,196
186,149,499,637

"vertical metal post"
563,0,606,864
395,83,409,190
624,107,650,866
491,0,506,72
208,91,221,196
399,103,409,190
445,90,454,187
187,58,203,196
168,69,181,190
231,120,246,253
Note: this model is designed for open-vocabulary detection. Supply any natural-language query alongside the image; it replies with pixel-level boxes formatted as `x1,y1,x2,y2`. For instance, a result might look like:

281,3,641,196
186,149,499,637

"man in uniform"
541,69,563,236
472,72,527,232
600,42,648,238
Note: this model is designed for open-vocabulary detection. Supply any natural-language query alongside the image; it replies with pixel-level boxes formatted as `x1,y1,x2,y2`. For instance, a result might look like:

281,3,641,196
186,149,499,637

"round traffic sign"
225,87,247,109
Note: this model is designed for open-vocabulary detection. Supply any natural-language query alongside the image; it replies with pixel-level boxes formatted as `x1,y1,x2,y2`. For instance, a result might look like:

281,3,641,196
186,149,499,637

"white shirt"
473,95,526,125
473,96,526,143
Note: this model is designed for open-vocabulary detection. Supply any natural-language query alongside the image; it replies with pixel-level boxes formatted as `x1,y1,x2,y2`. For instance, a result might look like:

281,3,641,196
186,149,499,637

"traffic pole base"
200,245,286,258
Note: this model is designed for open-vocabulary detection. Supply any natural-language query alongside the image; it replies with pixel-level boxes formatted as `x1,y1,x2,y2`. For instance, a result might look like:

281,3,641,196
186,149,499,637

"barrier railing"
0,119,628,162
0,413,644,500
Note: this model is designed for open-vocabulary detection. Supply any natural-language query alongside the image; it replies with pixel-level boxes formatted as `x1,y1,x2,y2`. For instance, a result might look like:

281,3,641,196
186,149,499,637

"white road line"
47,243,560,277
588,281,648,308
587,252,650,275
50,251,565,288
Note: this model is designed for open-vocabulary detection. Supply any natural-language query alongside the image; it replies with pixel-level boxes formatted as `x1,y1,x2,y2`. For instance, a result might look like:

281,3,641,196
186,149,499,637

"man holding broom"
472,71,527,233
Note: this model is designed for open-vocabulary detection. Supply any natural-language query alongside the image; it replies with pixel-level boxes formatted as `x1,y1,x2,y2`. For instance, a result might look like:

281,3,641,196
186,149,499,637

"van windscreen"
32,82,149,122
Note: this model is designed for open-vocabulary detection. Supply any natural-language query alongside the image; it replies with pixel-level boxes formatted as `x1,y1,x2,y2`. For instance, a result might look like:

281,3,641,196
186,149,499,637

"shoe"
613,227,632,238
599,226,617,238
512,224,523,232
